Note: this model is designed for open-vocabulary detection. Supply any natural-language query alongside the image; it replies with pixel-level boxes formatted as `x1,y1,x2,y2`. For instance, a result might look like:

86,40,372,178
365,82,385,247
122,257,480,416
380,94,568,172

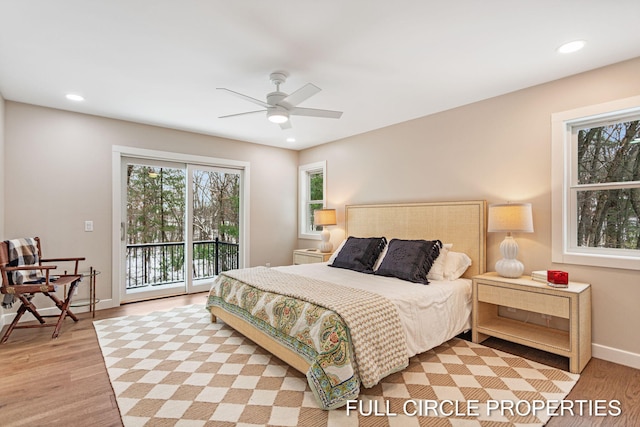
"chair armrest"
40,257,86,263
40,257,85,274
1,265,56,272
1,265,56,287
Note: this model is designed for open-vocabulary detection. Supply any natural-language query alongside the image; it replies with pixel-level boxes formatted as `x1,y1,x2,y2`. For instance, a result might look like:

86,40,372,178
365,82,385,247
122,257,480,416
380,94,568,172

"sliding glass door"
120,157,242,303
189,164,241,293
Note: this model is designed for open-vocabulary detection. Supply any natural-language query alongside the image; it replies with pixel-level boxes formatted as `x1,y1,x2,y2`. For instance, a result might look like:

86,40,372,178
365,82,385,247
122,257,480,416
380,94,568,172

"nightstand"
293,249,332,265
472,272,591,373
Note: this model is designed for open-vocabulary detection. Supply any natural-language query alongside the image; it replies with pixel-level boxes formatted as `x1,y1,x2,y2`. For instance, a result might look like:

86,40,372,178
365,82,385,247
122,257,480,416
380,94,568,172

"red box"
547,270,568,285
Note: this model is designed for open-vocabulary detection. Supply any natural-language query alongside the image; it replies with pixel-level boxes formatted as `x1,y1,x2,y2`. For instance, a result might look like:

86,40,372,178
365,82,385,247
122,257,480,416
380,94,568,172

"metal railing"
126,238,239,289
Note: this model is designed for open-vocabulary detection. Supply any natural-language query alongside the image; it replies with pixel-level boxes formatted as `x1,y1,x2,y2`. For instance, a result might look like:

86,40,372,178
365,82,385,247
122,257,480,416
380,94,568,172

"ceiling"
1,1,640,150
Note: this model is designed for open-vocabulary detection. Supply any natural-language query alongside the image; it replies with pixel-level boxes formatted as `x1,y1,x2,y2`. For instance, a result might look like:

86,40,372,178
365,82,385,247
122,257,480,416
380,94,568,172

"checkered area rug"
94,305,579,426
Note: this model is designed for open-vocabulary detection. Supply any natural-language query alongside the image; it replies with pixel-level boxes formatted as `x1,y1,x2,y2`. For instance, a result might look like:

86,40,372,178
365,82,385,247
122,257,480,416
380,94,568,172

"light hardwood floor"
0,293,638,426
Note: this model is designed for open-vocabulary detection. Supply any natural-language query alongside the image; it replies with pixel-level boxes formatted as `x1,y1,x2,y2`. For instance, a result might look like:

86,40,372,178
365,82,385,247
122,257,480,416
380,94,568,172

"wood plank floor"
1,293,638,426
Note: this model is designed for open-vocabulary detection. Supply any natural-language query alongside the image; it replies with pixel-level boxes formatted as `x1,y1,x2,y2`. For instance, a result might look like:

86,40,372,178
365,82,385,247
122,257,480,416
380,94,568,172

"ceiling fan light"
267,109,289,124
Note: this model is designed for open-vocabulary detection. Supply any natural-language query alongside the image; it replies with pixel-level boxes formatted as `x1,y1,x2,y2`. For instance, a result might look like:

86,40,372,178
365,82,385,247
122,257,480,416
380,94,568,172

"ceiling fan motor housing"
267,91,287,106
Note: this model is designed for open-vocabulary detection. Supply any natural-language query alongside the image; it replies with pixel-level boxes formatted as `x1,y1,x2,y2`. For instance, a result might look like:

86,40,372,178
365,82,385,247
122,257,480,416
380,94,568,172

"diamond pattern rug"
94,305,579,426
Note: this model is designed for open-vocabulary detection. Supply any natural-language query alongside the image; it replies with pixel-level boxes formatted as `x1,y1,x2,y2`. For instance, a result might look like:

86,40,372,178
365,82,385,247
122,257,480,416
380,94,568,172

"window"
299,161,326,239
552,96,640,270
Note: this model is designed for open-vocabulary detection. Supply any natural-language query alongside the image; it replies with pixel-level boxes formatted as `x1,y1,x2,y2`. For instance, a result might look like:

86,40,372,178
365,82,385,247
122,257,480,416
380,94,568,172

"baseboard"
592,343,640,370
0,298,115,326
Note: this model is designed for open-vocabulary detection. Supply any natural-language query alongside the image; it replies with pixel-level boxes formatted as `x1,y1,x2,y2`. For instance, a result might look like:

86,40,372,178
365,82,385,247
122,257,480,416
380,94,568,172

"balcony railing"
126,238,239,289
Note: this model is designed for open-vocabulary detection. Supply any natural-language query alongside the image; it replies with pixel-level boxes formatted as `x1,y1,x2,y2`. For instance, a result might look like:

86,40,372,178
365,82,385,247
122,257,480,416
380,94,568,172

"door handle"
120,222,125,241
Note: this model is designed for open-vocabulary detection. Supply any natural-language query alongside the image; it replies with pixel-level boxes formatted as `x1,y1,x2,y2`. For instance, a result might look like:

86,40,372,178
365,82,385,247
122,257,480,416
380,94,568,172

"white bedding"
274,262,472,357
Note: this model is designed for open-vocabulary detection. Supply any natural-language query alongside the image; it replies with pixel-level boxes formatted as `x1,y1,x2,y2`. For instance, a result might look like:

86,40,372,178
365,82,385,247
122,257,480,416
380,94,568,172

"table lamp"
487,203,534,278
313,208,337,253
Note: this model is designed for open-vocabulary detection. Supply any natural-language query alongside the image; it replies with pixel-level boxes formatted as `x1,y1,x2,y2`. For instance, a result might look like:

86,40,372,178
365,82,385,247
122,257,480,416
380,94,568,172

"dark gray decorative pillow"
374,239,442,284
329,236,387,274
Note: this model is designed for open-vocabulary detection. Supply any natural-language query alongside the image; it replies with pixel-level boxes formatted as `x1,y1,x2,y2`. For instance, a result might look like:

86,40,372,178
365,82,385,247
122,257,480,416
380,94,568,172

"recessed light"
286,137,296,143
557,40,585,54
65,93,85,101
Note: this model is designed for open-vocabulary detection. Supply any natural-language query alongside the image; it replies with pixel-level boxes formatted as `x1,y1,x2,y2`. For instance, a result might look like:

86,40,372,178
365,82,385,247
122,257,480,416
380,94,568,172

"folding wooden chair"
0,237,85,343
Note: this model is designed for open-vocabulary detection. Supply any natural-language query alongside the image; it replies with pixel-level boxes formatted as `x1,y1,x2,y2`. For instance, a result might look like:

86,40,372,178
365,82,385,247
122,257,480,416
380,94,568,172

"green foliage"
309,171,323,201
127,166,240,245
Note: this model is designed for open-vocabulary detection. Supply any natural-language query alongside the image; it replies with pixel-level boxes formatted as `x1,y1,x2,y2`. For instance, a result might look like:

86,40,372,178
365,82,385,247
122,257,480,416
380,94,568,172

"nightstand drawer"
477,283,570,318
294,253,322,264
293,249,332,265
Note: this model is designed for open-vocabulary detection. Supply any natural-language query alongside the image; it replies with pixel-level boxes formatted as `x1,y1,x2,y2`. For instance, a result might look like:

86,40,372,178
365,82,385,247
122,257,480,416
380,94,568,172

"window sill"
298,232,321,240
552,251,640,271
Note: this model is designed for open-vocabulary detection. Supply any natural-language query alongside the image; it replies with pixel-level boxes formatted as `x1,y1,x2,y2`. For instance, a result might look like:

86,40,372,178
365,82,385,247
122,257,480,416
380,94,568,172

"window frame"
298,161,327,240
551,95,640,270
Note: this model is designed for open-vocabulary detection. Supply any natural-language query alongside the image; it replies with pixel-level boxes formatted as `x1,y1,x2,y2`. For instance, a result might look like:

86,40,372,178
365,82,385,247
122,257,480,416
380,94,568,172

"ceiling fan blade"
217,88,271,108
219,110,265,119
289,107,343,119
279,120,292,130
280,83,321,107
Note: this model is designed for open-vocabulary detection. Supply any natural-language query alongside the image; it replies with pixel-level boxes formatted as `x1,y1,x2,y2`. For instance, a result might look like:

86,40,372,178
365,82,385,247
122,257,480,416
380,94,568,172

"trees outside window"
552,96,640,270
299,161,326,239
576,120,639,250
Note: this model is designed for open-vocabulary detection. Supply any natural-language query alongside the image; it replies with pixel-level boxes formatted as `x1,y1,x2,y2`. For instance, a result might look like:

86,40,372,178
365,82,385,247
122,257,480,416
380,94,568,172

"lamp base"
318,227,333,253
495,235,525,278
495,258,524,278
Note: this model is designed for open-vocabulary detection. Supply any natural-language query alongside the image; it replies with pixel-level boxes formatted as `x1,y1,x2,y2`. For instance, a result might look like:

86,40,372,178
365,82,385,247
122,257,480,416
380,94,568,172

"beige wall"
0,93,5,239
299,57,640,362
4,102,299,308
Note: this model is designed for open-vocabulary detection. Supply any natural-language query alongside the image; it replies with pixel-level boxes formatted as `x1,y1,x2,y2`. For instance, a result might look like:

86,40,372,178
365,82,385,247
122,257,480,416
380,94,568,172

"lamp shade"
313,209,337,227
487,203,534,233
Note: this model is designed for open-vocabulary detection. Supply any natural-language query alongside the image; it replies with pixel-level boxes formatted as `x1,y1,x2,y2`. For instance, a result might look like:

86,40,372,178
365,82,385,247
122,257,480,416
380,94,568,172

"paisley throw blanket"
206,266,409,409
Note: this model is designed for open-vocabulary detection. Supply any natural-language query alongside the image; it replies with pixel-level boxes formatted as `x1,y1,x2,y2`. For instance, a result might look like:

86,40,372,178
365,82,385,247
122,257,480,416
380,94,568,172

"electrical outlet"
84,220,94,232
265,262,271,268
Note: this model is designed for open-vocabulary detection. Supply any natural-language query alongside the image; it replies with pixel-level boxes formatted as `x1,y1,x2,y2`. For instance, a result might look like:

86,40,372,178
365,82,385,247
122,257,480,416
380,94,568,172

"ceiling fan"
217,71,343,129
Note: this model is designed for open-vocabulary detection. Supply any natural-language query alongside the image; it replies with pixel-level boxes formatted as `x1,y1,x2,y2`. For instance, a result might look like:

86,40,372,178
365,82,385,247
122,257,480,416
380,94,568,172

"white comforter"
274,262,472,357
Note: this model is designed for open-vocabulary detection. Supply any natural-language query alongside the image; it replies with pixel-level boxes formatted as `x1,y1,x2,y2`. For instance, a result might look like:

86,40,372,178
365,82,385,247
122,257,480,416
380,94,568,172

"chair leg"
47,290,79,322
1,279,83,343
1,303,29,344
47,279,80,339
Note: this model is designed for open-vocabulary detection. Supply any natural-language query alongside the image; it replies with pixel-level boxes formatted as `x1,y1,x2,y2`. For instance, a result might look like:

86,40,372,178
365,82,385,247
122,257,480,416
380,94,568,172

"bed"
206,200,486,409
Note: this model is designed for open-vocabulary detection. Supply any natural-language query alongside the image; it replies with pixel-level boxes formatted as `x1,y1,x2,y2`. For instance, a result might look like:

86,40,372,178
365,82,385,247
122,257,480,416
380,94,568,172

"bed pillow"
444,251,472,280
328,239,347,264
374,239,441,284
329,236,387,274
426,243,453,281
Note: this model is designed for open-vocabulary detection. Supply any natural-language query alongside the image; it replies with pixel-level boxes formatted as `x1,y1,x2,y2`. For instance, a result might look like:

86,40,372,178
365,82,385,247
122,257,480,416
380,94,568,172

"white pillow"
328,239,347,264
427,243,453,281
444,251,472,280
373,243,388,271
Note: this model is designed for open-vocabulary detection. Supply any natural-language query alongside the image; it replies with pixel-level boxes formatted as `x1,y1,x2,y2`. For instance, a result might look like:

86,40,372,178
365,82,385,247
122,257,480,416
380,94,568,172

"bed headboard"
345,200,487,278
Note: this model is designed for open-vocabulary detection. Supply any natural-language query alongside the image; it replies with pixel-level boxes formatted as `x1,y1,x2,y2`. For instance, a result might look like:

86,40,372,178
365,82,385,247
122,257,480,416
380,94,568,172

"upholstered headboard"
345,200,487,278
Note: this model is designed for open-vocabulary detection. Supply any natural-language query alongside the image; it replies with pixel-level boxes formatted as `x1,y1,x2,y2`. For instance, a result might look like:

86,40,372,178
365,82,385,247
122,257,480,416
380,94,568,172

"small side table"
70,267,101,318
472,272,591,373
293,249,332,265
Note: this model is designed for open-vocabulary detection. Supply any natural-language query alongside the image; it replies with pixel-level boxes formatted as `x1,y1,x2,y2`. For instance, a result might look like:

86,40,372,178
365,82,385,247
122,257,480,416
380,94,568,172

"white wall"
4,102,299,310
299,57,640,367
